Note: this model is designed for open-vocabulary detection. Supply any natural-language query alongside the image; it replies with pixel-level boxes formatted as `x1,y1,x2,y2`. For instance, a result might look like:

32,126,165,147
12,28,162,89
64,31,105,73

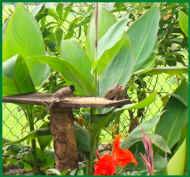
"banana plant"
3,3,187,174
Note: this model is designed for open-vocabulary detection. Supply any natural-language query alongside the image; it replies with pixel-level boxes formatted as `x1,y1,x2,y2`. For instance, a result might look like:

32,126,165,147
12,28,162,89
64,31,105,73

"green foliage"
3,4,162,98
134,66,188,76
37,122,52,151
3,141,55,175
99,42,135,96
167,138,187,175
122,113,171,154
95,36,127,75
94,17,130,74
127,6,160,70
3,4,45,60
96,17,128,61
2,3,188,175
35,3,92,54
122,114,160,148
74,123,91,153
60,39,93,83
27,55,96,96
92,92,156,130
3,55,35,96
3,4,49,86
155,80,188,149
179,11,188,37
157,3,188,66
115,92,157,112
86,6,116,60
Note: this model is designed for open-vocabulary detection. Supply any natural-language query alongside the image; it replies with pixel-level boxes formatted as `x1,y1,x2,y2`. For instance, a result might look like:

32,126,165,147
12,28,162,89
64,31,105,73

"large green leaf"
125,113,161,139
3,4,45,60
86,6,116,60
124,133,170,154
172,80,188,107
134,67,188,76
3,4,49,86
167,138,187,175
121,112,170,153
37,122,52,151
74,123,91,153
179,11,188,37
127,6,160,71
94,17,129,74
60,39,93,83
99,42,135,96
27,56,96,96
149,134,171,153
95,36,127,75
3,55,35,96
154,154,168,174
24,59,50,87
115,92,157,112
96,17,128,60
155,80,188,149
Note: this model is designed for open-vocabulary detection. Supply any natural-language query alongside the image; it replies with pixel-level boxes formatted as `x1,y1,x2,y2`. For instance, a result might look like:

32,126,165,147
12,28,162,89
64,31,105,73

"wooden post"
50,105,78,171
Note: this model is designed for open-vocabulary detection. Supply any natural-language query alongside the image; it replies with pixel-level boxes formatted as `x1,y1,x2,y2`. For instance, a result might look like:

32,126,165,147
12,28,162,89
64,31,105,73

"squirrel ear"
69,85,75,92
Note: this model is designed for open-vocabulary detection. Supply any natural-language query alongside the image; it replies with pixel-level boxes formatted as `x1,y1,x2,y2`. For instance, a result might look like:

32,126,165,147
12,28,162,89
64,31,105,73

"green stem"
88,4,99,172
88,132,98,175
87,107,99,175
23,105,38,173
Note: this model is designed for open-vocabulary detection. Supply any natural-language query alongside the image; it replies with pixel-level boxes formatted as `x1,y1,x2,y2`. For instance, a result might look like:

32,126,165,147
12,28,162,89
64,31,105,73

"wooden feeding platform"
3,93,129,108
3,90,129,171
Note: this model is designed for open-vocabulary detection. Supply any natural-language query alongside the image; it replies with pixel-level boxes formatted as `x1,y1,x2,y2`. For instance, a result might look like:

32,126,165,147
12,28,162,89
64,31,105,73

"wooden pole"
50,106,78,171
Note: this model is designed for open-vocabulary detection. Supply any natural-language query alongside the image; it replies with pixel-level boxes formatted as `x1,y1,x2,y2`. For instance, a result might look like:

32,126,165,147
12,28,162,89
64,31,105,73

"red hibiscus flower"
94,135,137,176
94,153,116,176
113,135,138,167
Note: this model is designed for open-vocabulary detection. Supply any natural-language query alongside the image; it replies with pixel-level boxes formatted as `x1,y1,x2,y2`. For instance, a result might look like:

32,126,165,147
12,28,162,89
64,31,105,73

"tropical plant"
3,3,188,175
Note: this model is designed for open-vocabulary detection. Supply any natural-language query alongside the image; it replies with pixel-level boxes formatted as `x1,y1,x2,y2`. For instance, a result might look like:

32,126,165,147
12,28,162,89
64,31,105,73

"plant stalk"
23,105,38,173
88,132,98,175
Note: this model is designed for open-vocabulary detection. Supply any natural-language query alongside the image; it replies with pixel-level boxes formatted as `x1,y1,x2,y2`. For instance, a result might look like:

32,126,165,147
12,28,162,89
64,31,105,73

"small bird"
53,85,74,98
105,85,125,100
48,85,75,109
